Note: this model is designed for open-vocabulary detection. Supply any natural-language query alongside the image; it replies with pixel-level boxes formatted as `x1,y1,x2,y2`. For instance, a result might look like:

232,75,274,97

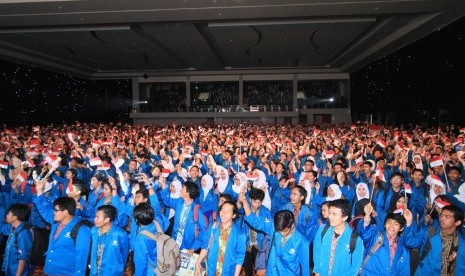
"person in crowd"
133,203,158,276
0,203,33,276
33,181,91,275
239,192,310,276
313,199,364,276
195,200,246,276
90,204,129,275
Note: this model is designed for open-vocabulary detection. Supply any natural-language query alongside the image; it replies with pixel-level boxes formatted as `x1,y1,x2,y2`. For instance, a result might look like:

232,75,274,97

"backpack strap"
71,219,93,244
320,223,331,241
141,229,158,241
14,223,33,250
153,220,163,234
349,228,359,265
420,226,436,261
359,231,383,274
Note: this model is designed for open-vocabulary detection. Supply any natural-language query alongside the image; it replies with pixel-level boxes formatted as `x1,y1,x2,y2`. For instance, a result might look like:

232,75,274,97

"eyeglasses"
54,208,63,212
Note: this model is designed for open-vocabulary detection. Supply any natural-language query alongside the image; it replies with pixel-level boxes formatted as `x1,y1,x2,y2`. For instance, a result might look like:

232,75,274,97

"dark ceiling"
0,0,464,79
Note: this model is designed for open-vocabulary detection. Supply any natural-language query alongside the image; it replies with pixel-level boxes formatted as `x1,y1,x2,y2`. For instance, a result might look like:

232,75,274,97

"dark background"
0,16,464,127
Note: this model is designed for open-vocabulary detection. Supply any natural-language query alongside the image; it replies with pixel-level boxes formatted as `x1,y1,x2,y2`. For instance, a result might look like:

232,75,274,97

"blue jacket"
313,223,364,276
243,212,310,276
160,188,206,250
0,221,33,276
89,224,129,276
404,223,465,276
202,222,246,276
280,203,318,242
357,221,411,276
33,195,91,276
111,193,167,250
134,222,157,276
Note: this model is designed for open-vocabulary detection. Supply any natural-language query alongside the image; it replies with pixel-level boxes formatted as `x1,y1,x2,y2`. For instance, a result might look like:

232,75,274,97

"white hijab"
355,183,370,201
169,178,182,219
413,154,423,170
201,174,214,201
161,155,175,172
253,170,271,210
326,184,342,201
454,183,465,203
232,172,247,194
215,165,229,193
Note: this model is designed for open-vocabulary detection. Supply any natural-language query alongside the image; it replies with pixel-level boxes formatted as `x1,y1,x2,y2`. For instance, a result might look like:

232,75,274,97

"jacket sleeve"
159,187,177,208
312,225,323,273
357,219,379,250
74,224,91,276
234,229,247,265
299,238,310,276
191,208,208,250
243,213,275,236
32,194,55,224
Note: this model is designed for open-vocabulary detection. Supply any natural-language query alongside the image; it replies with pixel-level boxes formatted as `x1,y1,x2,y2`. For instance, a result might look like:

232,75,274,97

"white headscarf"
326,184,342,201
253,170,271,210
201,174,214,201
355,183,370,201
169,178,182,219
429,182,445,203
215,165,229,193
232,172,247,194
161,155,174,172
454,183,465,203
413,154,423,170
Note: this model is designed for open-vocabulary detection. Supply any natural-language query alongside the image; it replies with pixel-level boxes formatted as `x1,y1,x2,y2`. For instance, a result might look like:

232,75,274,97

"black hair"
219,200,238,222
135,188,149,200
133,202,154,226
7,203,30,222
384,213,406,235
97,205,117,222
274,210,295,231
219,193,233,202
328,199,351,219
249,188,265,202
94,172,106,182
411,168,424,175
448,166,461,174
67,168,77,178
53,196,76,216
184,181,200,199
71,157,83,165
363,161,373,168
102,181,113,194
390,171,404,181
442,205,465,224
292,185,307,205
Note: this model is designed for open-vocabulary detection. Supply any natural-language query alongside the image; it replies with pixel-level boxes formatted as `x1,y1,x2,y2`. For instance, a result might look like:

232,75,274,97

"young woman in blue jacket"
195,200,246,276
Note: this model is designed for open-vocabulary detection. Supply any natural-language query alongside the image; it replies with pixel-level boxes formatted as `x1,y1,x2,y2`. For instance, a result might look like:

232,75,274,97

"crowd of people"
191,83,239,108
1,122,465,276
244,82,293,107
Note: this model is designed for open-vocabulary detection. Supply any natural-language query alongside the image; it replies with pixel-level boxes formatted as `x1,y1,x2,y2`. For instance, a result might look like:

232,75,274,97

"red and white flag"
355,156,364,166
0,160,8,169
425,174,444,187
429,156,443,168
435,198,451,209
97,164,111,171
393,207,404,214
403,184,412,194
377,139,387,148
16,171,28,182
324,150,335,159
89,157,102,167
161,168,171,178
112,158,124,168
375,167,386,182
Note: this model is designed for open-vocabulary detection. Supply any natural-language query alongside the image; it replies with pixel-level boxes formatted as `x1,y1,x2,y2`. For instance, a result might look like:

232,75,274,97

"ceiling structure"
0,0,464,79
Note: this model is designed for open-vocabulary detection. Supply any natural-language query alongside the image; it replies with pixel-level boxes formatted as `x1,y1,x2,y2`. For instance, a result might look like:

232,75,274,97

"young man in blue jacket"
0,203,33,276
90,205,129,275
133,202,158,276
33,181,91,276
357,203,418,275
313,199,364,276
405,205,465,275
159,179,207,251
